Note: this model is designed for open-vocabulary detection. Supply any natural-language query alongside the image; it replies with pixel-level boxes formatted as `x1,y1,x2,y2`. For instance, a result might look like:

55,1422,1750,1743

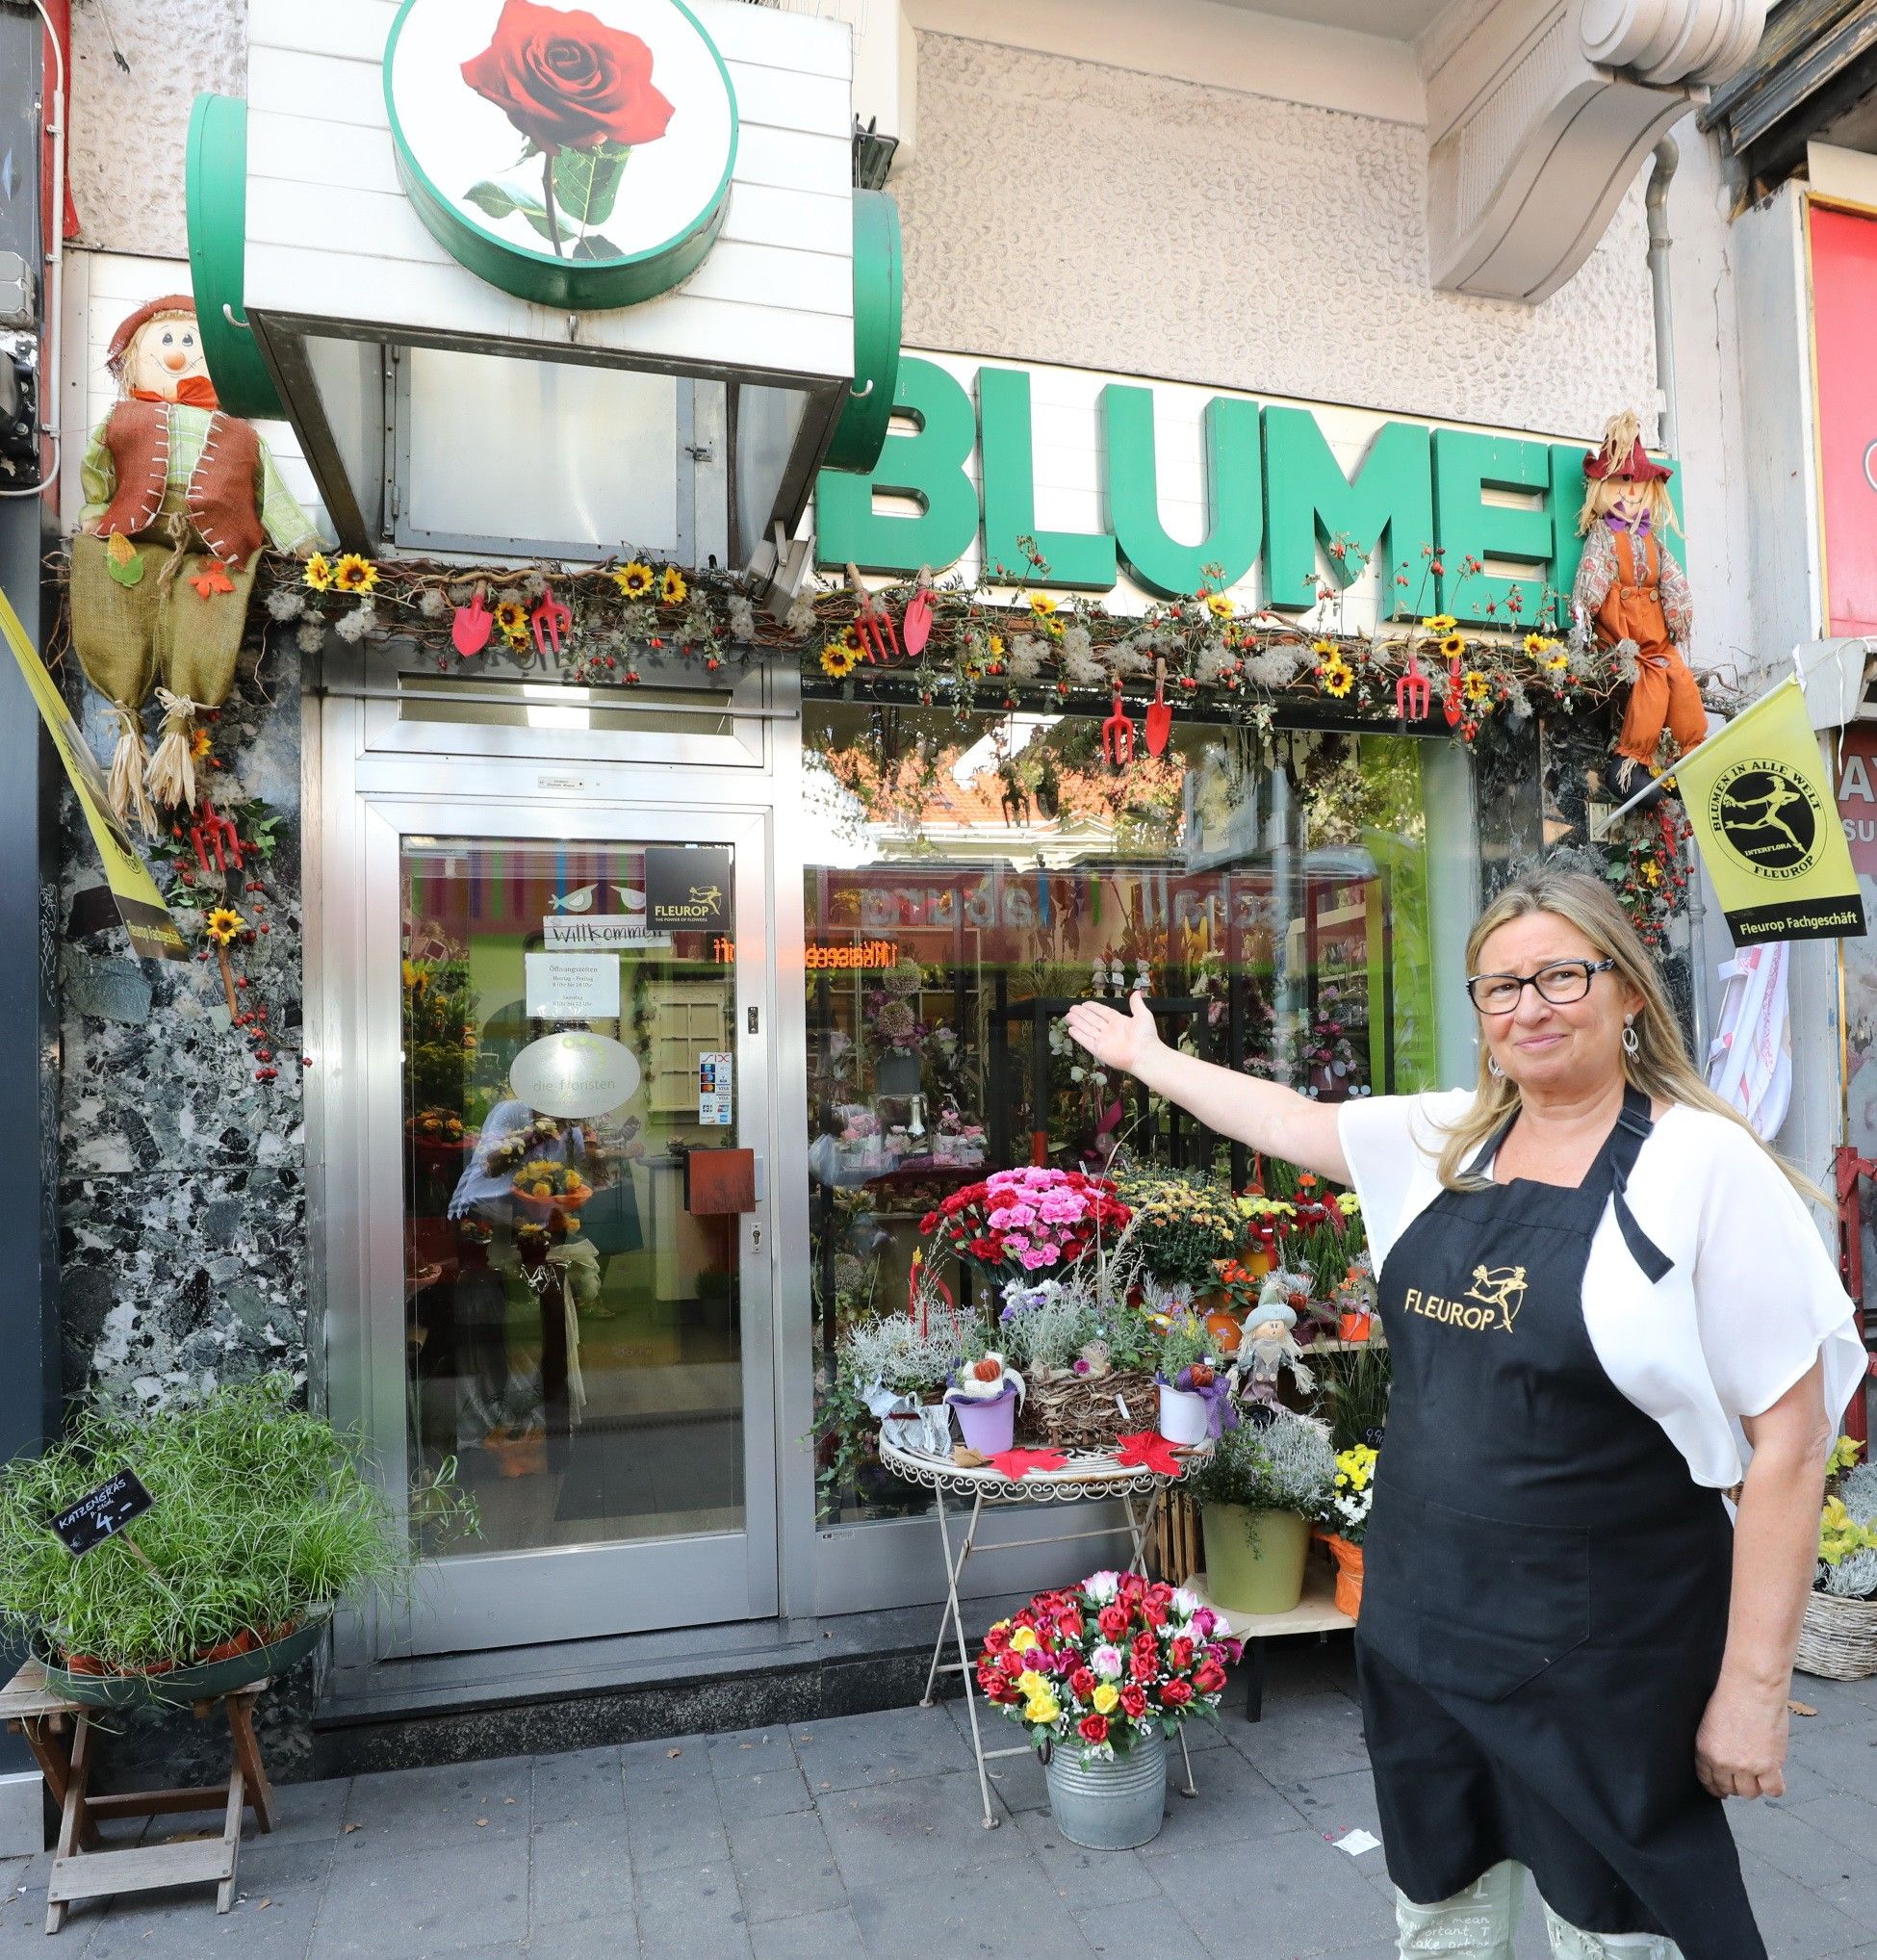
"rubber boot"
1396,1861,1524,1960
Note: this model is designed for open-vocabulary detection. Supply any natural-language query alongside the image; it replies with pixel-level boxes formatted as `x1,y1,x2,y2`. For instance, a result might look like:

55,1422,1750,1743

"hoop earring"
1487,1055,1504,1078
1622,1018,1639,1057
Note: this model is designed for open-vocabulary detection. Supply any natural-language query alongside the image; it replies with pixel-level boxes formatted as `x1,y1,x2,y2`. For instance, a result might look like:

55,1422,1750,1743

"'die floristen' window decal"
384,0,739,310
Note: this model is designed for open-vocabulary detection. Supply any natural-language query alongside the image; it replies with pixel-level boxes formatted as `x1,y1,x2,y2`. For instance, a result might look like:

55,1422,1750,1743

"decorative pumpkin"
72,297,320,831
1203,1309,1243,1354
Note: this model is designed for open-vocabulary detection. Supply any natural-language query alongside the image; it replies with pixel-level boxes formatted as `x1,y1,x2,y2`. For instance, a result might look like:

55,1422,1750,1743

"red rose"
1160,1679,1195,1708
1140,1595,1169,1627
1169,1636,1195,1669
1119,1573,1146,1598
918,1211,940,1233
1070,1667,1096,1701
1119,1683,1148,1718
999,1651,1025,1679
1132,1630,1158,1658
983,1625,1011,1654
1097,1604,1130,1638
461,0,676,157
1077,1714,1109,1744
1194,1659,1227,1694
1056,1611,1084,1641
1129,1652,1157,1684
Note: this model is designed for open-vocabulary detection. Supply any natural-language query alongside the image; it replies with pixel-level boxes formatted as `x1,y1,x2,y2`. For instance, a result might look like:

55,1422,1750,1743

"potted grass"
1193,1409,1335,1616
0,1376,476,1707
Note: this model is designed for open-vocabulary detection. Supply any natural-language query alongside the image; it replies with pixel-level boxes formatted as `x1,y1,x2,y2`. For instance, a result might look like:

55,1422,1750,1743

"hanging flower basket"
1795,1590,1877,1681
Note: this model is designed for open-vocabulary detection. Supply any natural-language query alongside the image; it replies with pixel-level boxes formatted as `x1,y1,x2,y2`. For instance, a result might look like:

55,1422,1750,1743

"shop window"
802,705,1447,1525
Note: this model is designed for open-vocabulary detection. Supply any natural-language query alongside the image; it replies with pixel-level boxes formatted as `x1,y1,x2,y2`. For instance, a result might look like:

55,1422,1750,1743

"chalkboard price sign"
51,1470,154,1555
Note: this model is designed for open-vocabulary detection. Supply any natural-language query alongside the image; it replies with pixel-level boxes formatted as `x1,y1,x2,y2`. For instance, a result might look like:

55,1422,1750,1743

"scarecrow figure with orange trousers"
1571,410,1705,794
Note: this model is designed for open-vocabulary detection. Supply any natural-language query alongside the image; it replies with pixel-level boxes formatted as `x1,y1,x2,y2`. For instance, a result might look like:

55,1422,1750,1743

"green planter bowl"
1201,1503,1312,1616
37,1615,327,1711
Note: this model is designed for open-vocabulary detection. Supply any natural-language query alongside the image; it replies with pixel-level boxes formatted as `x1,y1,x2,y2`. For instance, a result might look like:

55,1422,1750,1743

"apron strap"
1605,1085,1674,1284
1463,1107,1519,1180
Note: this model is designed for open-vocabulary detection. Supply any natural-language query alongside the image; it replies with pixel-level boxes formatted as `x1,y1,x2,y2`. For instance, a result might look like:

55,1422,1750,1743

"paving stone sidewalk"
1,1644,1874,1959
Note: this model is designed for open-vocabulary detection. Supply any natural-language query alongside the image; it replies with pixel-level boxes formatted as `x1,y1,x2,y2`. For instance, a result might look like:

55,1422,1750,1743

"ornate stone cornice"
1427,0,1765,301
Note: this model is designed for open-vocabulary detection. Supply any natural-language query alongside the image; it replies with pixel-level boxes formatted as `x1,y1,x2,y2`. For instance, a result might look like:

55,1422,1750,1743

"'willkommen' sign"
815,353,1679,630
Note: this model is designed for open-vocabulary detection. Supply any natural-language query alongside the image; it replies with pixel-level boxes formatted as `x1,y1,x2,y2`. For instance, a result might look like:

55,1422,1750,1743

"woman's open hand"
1695,1681,1788,1800
1063,993,1162,1079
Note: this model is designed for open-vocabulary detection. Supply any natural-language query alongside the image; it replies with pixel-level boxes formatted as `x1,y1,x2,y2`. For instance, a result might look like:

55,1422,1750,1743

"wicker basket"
1024,1367,1158,1454
1794,1589,1877,1681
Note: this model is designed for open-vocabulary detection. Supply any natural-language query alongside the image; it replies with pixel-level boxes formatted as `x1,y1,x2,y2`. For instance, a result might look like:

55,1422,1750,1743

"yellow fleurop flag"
0,583,187,963
1674,678,1865,944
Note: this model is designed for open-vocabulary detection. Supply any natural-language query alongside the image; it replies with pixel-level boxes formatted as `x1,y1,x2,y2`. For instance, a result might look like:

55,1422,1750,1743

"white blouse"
1337,1091,1867,1489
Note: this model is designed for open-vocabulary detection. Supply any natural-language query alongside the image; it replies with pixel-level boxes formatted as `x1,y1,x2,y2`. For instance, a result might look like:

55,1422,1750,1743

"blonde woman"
1065,868,1863,1960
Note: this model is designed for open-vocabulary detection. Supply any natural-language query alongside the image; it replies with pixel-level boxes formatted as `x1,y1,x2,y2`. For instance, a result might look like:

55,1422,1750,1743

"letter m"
1263,409,1432,619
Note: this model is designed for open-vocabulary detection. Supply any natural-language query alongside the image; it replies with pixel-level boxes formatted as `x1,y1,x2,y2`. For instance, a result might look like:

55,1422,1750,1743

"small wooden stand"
0,1661,276,1934
1184,1561,1355,1721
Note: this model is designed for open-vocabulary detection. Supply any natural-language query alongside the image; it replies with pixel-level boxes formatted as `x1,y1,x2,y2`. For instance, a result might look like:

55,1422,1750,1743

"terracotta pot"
1325,1534,1365,1619
61,1654,104,1675
1338,1311,1374,1343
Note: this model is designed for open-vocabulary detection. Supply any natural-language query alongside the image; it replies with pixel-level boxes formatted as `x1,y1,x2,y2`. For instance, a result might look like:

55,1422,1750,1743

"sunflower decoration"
495,600,529,646
302,553,334,593
1422,613,1457,637
611,561,655,600
332,553,378,595
659,566,688,606
1317,649,1356,700
1026,591,1065,639
1462,669,1492,706
189,727,215,766
1524,632,1559,659
205,907,245,947
1205,591,1235,622
820,639,861,680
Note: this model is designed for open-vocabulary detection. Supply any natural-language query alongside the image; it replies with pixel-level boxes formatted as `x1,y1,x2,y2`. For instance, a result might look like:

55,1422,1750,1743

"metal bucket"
1044,1727,1168,1848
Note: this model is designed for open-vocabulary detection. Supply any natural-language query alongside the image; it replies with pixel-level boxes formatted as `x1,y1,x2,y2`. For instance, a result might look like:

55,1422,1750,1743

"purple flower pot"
949,1386,1017,1455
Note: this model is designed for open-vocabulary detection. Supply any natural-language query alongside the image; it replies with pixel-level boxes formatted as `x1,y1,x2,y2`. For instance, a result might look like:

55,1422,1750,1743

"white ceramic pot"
1157,1383,1211,1447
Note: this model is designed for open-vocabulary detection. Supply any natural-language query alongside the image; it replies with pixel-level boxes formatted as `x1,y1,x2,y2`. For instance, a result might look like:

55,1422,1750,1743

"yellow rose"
1024,1694,1061,1726
1092,1683,1119,1715
1016,1669,1045,1699
1010,1626,1040,1654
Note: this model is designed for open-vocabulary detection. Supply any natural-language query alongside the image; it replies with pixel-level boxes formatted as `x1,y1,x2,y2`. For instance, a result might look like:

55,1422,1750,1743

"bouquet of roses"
975,1570,1240,1763
920,1168,1129,1280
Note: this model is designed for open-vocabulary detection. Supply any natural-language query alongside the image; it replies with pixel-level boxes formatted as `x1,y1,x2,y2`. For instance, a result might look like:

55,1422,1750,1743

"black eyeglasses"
1466,958,1616,1014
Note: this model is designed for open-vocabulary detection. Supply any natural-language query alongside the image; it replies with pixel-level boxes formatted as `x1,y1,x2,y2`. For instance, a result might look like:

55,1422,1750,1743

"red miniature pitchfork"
1395,653,1431,721
1102,683,1136,767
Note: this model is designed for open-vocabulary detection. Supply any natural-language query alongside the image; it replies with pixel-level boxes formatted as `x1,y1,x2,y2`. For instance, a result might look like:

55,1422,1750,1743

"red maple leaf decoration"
985,1448,1068,1480
1114,1431,1184,1475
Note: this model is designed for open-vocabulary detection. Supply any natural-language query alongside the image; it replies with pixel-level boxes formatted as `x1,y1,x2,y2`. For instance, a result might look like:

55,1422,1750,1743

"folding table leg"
922,1488,1000,1829
225,1692,274,1834
46,1714,94,1935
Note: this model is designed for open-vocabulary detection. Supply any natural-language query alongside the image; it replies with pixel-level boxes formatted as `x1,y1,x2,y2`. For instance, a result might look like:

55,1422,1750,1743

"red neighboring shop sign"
1811,202,1877,635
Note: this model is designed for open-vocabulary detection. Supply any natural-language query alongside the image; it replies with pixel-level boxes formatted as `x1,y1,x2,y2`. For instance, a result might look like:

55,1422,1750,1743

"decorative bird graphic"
551,886,599,914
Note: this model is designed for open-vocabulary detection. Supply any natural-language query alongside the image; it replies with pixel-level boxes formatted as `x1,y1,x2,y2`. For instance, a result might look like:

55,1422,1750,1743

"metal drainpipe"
1645,136,1710,1061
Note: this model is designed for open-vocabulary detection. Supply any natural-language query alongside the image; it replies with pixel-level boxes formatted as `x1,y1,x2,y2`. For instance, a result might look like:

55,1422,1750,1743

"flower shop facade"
21,0,1761,1757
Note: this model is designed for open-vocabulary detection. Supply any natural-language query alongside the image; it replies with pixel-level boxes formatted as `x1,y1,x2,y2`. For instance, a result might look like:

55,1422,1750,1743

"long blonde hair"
1436,868,1820,1200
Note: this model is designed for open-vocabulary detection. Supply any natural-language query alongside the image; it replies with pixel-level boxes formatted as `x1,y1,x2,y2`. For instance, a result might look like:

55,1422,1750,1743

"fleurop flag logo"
1676,680,1867,943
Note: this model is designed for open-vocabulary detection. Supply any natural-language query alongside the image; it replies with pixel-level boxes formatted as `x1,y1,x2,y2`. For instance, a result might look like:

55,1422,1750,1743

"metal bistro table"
882,1431,1208,1829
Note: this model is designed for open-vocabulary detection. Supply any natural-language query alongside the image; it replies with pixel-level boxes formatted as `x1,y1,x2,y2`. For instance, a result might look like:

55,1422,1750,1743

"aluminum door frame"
311,703,804,1663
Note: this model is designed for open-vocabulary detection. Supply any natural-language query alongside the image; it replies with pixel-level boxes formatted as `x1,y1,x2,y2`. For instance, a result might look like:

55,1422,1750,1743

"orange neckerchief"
130,376,219,410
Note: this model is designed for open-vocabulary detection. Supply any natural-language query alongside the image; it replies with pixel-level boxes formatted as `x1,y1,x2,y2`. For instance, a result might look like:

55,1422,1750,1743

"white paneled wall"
58,249,332,545
242,0,855,384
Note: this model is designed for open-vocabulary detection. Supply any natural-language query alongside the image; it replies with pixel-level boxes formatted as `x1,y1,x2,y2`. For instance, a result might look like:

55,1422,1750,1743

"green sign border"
185,93,287,423
823,191,903,475
382,0,740,311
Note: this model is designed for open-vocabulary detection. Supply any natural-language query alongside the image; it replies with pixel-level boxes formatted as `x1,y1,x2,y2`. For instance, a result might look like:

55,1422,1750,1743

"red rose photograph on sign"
385,0,736,301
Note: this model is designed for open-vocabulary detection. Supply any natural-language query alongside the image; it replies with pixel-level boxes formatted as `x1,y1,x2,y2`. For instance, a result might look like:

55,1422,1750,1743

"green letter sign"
1101,386,1262,598
1263,411,1431,619
1432,431,1553,625
813,358,979,575
978,368,1117,590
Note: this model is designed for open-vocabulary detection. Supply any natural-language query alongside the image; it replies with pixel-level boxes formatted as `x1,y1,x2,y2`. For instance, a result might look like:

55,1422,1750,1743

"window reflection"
803,707,1439,1523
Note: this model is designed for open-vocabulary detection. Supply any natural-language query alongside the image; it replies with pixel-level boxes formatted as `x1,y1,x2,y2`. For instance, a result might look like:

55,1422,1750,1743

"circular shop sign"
385,0,738,310
510,1030,642,1119
1708,759,1823,881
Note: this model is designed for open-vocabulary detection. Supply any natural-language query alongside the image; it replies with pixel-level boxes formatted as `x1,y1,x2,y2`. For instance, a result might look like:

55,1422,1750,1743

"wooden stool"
0,1661,276,1933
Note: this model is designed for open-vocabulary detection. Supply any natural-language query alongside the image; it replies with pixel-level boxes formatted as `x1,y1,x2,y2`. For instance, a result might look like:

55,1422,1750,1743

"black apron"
1355,1086,1763,1959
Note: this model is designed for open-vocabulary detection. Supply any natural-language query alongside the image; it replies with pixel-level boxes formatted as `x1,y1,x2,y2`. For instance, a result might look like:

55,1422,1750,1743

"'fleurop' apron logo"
1402,1264,1529,1333
1708,761,1821,880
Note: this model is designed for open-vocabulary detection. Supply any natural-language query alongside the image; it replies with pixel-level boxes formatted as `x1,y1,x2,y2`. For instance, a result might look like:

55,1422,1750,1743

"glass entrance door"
353,812,775,1655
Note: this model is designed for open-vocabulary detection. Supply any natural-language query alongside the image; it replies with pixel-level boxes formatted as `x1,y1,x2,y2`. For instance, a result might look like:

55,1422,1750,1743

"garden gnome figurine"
1572,410,1703,795
72,297,320,833
1234,1277,1316,1404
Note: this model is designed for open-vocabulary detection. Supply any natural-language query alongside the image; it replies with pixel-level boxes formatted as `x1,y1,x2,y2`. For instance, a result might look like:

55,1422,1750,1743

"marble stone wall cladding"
893,33,1658,432
57,631,307,1407
66,0,246,259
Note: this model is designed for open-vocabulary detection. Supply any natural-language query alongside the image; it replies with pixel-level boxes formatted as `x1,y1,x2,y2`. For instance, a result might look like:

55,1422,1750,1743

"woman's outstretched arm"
1063,993,1352,1183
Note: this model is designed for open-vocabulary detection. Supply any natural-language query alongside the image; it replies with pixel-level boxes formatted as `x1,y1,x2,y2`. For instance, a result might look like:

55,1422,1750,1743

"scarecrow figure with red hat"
71,296,319,834
1572,409,1704,794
